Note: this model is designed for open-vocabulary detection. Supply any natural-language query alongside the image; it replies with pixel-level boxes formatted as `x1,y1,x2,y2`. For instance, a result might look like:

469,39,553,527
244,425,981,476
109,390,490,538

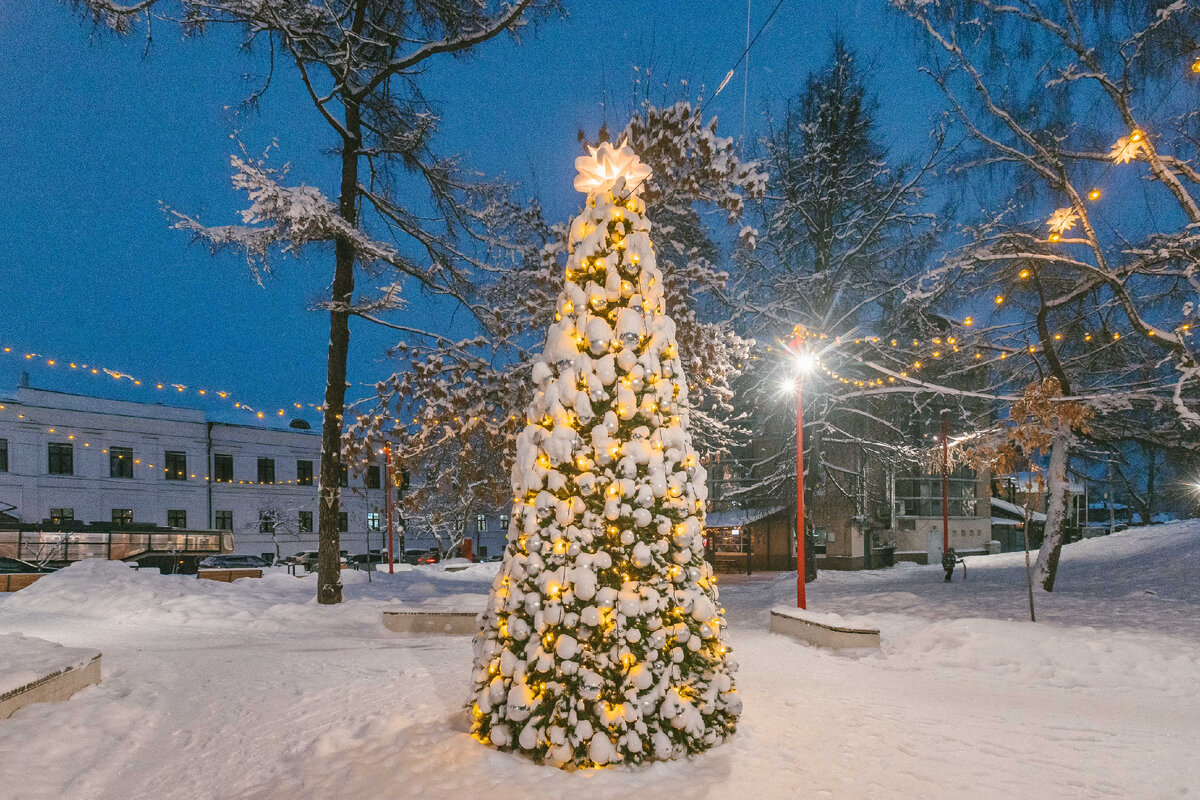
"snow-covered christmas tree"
468,141,740,768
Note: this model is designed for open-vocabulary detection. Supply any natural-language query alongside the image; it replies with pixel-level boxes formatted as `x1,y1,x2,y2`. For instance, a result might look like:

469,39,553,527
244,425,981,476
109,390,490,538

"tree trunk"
1033,425,1071,592
1145,445,1157,525
316,100,361,605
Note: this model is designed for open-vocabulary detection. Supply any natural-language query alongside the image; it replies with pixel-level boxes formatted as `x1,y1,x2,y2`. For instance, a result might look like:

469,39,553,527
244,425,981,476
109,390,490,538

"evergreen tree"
469,142,740,768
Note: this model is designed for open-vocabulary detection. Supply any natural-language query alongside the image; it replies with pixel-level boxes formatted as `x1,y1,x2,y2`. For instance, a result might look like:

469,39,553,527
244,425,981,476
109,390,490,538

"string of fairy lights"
767,106,1200,392
0,344,322,421
7,60,1200,436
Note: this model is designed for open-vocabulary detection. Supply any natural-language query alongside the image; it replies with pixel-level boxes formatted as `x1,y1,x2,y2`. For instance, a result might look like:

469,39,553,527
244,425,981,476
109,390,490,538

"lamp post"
789,334,817,609
385,445,395,575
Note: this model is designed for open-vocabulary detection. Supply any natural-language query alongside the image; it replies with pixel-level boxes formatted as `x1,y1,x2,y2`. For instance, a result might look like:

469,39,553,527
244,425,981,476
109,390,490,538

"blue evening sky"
0,1,941,424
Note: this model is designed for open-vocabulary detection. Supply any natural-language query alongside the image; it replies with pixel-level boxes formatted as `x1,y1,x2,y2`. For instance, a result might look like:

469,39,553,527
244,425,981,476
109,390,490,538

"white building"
0,384,396,558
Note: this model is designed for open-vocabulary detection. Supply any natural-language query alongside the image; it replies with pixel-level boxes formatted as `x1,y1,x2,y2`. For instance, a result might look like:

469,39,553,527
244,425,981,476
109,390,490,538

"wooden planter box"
196,568,263,582
0,573,46,592
769,607,881,650
382,609,479,635
1,652,102,720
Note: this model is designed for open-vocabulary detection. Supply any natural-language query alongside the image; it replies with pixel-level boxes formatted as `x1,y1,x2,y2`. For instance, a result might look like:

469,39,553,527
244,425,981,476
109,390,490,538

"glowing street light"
787,328,817,609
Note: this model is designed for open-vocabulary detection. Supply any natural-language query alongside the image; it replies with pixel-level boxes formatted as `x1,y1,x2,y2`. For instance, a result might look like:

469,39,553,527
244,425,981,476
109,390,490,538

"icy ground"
1,523,1198,799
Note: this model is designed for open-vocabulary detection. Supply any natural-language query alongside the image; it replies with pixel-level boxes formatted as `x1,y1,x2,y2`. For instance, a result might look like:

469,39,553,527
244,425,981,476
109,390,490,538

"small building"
702,506,792,573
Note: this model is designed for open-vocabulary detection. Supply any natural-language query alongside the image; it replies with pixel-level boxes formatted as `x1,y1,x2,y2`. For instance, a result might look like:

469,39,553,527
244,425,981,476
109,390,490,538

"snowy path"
2,524,1198,799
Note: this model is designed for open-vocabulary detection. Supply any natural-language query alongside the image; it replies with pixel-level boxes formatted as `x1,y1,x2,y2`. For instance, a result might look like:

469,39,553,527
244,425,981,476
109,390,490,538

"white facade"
0,386,395,558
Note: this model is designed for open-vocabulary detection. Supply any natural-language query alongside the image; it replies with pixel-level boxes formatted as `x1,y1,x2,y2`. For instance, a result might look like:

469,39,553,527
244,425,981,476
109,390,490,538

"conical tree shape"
469,142,740,768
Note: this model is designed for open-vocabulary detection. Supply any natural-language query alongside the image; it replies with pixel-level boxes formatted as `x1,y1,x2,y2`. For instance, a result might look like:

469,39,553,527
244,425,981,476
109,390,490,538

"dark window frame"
167,509,187,528
48,442,74,476
214,510,233,530
112,508,133,526
213,454,234,483
110,446,134,479
49,508,74,524
298,510,313,533
165,450,187,481
338,511,348,532
0,438,8,472
366,465,381,490
258,458,276,485
297,460,314,486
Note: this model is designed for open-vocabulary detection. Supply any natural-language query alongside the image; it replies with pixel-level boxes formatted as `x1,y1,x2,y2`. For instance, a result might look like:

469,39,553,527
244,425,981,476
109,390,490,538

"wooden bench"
0,573,46,592
381,609,478,635
769,607,881,650
196,568,263,583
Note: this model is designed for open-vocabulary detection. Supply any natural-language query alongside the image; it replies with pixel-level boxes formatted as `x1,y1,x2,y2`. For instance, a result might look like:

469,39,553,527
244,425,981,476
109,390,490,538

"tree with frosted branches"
70,0,562,604
891,0,1200,590
468,142,740,768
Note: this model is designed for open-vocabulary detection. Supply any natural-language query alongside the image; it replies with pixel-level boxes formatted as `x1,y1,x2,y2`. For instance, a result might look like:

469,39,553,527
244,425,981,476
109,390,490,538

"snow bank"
2,559,496,633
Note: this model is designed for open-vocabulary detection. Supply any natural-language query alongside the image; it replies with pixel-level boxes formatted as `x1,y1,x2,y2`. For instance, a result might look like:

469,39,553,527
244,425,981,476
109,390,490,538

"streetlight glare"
795,352,817,373
779,377,796,394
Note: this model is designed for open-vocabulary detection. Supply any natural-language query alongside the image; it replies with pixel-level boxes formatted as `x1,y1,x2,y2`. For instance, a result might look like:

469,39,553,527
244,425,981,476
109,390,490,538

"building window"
0,438,8,472
297,460,314,486
215,510,233,530
476,513,486,533
338,465,348,488
48,442,74,476
259,511,275,533
165,450,187,481
366,465,381,490
258,458,275,485
112,508,133,526
167,509,187,528
110,446,134,479
368,511,381,531
213,454,234,483
299,511,313,533
895,468,978,518
338,511,348,532
49,508,74,524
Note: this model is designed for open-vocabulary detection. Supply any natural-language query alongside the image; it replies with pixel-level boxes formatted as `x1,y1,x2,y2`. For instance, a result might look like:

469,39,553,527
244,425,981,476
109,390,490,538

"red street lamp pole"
385,445,395,575
792,332,808,610
941,410,950,559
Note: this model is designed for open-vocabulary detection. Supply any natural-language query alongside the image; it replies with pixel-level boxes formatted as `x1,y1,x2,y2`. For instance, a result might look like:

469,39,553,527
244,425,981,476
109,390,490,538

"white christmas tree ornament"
469,143,740,768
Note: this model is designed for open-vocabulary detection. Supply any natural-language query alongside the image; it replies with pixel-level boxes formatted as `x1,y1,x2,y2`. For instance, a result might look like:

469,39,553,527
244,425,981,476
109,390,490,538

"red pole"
386,446,395,575
794,335,807,610
941,411,950,557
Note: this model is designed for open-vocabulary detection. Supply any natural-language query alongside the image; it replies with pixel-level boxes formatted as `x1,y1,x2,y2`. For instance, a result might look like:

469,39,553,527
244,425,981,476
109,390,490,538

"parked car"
200,555,272,570
348,550,391,565
402,549,440,565
0,556,54,574
288,550,349,571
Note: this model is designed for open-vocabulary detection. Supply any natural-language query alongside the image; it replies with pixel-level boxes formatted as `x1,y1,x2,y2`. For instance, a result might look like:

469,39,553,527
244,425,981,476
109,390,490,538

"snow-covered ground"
1,522,1198,799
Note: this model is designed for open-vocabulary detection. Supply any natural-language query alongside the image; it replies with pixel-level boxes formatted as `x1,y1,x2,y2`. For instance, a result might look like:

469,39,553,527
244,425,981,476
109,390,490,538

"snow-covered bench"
0,635,102,720
769,606,881,650
381,609,479,635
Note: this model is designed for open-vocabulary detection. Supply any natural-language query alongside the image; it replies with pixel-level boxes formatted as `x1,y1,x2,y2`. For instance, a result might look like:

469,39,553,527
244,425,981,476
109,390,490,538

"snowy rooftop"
704,506,786,529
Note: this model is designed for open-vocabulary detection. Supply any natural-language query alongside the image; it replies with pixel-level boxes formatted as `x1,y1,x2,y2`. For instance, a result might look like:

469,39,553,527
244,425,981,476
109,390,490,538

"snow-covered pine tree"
469,142,740,768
